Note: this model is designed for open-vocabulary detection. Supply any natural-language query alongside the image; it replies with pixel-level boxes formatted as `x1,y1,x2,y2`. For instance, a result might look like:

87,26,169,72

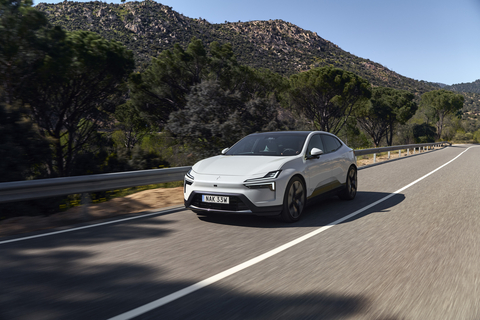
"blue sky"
35,0,480,85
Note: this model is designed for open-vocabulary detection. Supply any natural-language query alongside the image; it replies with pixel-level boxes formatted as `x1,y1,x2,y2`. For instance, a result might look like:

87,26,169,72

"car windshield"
225,132,309,156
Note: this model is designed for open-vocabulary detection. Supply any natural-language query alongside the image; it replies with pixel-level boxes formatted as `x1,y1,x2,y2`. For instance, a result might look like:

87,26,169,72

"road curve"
1,145,479,320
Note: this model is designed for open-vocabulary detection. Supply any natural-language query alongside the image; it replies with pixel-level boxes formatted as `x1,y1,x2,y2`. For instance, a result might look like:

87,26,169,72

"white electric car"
184,131,357,222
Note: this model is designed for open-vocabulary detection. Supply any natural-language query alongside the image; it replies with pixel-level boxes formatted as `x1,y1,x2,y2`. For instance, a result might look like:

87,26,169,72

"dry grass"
356,146,437,167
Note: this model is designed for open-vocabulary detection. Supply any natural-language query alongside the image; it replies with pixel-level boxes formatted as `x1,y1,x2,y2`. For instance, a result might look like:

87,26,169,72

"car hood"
192,155,294,177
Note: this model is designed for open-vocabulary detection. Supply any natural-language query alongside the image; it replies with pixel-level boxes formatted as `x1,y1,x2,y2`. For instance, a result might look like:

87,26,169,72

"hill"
36,0,439,95
446,79,480,94
444,80,480,115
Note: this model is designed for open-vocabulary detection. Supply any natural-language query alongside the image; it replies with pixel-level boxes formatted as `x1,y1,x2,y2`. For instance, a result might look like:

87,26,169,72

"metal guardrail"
0,166,191,204
0,142,450,204
353,142,450,157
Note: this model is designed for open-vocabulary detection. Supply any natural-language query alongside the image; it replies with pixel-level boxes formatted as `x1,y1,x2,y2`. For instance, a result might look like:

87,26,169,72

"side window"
306,134,324,156
321,135,341,154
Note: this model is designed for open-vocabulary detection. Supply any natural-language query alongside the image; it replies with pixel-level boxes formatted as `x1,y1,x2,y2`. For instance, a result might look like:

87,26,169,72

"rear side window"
321,135,341,154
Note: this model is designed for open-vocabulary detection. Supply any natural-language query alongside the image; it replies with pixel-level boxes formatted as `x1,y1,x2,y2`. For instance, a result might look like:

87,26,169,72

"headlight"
185,169,194,181
244,170,281,182
262,171,281,179
243,170,281,191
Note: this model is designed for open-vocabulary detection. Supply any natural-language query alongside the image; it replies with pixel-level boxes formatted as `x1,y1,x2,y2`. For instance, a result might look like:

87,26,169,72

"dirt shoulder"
0,187,184,238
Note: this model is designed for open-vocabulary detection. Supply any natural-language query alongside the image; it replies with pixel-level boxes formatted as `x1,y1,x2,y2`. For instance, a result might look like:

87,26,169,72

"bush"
474,130,480,143
412,123,436,143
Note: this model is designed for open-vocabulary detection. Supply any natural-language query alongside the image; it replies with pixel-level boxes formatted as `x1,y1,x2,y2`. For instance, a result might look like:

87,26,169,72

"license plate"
202,195,229,204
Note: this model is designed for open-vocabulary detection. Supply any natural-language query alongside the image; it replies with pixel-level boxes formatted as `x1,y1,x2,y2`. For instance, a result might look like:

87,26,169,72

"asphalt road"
1,145,479,320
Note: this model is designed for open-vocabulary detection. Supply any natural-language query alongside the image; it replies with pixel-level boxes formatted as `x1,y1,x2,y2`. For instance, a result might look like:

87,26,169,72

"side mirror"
308,148,324,159
221,148,230,155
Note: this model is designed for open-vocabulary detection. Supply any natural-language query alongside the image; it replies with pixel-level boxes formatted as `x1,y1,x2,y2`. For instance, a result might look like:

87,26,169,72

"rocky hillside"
36,0,438,95
443,81,480,114
446,79,480,94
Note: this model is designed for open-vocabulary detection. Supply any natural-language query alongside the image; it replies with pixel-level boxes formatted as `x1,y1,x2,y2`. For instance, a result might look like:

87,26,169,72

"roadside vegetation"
0,0,474,219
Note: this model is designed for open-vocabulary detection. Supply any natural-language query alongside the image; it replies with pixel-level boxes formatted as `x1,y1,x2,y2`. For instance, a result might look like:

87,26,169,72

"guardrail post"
399,149,401,157
407,148,409,156
373,153,376,163
81,193,91,221
388,151,391,159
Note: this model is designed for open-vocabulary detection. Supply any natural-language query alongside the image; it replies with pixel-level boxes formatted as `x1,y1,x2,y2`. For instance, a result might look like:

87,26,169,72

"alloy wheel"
347,167,357,198
287,180,305,219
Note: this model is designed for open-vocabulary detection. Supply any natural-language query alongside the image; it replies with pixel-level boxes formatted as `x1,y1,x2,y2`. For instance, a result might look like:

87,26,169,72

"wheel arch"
290,173,307,190
344,163,357,183
288,173,308,204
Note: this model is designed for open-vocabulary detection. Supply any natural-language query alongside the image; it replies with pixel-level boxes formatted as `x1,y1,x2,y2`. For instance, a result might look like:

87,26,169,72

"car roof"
247,131,328,136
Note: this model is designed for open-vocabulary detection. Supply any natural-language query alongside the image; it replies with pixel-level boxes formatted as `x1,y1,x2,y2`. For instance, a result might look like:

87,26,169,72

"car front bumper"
184,191,283,216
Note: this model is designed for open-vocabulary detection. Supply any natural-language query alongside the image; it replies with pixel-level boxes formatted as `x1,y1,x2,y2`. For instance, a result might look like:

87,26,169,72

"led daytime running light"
244,182,275,191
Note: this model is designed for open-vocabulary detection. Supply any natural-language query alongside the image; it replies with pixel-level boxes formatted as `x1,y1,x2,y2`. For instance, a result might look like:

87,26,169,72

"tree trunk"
54,140,65,177
386,125,394,146
437,113,444,140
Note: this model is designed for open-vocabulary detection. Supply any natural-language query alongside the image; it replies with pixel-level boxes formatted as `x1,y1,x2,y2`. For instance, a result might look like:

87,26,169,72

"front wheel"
338,166,357,200
280,177,306,222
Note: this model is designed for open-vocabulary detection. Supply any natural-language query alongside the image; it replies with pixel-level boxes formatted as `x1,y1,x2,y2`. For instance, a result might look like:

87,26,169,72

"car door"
320,134,345,184
304,134,338,199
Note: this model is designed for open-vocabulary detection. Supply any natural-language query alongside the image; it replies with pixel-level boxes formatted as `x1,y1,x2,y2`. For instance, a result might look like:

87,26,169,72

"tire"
338,166,357,200
280,177,306,222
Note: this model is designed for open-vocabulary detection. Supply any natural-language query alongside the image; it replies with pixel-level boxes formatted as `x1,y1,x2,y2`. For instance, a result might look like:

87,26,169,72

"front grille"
192,194,249,211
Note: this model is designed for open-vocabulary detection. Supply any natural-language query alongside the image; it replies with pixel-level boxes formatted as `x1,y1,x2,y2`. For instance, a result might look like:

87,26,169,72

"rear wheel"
338,166,357,200
280,177,305,222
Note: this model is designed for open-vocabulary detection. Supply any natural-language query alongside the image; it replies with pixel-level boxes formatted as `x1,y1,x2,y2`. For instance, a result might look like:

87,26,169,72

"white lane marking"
0,207,183,245
108,146,474,320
